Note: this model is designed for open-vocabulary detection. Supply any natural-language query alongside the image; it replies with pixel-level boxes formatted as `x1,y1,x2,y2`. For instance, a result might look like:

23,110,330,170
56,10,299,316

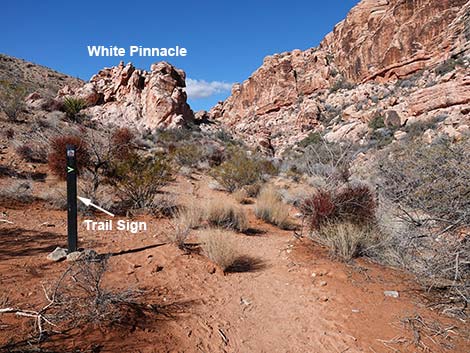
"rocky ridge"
209,0,470,155
58,61,194,130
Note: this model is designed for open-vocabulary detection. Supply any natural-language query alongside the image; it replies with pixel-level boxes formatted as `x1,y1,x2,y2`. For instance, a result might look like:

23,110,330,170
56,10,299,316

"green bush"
211,148,276,192
0,81,26,121
368,114,385,130
171,143,205,168
108,153,174,209
298,132,322,148
63,96,86,121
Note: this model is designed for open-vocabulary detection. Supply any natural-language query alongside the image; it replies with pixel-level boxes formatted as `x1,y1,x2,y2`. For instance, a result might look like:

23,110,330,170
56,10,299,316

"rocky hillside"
0,54,82,97
209,0,470,155
58,61,194,130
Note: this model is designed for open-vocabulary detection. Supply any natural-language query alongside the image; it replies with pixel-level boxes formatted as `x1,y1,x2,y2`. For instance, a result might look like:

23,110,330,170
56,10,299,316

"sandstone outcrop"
58,61,194,130
211,0,470,154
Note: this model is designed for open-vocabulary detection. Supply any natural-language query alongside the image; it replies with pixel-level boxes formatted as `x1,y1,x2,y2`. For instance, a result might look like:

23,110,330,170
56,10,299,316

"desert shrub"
299,132,322,148
402,115,446,139
434,58,460,76
300,190,335,230
171,143,205,168
152,194,178,218
48,135,90,180
77,175,115,214
232,188,250,204
108,153,173,210
333,184,376,224
0,180,33,204
211,148,276,192
293,140,354,188
15,142,48,163
374,202,470,316
255,186,291,229
368,114,385,130
155,128,193,145
200,228,239,272
204,199,248,232
39,186,67,210
301,183,376,230
0,255,147,348
242,182,262,197
378,139,470,313
63,96,86,121
314,222,379,262
110,127,135,159
0,81,26,121
213,129,236,144
379,139,469,227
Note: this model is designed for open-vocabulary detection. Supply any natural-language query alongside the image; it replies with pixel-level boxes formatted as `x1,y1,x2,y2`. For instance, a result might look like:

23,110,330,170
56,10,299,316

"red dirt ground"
1,172,469,353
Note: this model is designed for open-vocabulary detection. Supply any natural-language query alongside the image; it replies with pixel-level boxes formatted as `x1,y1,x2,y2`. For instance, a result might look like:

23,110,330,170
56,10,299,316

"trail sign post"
66,145,78,252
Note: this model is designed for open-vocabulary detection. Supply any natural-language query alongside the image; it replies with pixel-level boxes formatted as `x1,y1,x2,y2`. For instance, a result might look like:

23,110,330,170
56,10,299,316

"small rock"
47,247,67,262
352,309,360,313
311,272,317,278
66,251,83,262
40,222,55,228
319,281,327,287
240,298,251,306
384,290,399,298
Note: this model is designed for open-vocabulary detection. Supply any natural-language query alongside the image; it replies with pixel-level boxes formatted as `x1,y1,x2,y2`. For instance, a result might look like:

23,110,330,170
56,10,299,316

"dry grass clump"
168,204,204,249
39,185,67,210
199,228,239,272
314,222,380,262
255,186,291,229
204,199,248,232
232,188,250,204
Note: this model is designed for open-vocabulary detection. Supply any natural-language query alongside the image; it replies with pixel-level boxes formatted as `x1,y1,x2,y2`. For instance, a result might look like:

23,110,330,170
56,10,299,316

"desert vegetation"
254,186,291,229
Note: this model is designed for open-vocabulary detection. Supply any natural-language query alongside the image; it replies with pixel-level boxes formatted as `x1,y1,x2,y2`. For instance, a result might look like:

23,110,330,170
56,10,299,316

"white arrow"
77,196,115,217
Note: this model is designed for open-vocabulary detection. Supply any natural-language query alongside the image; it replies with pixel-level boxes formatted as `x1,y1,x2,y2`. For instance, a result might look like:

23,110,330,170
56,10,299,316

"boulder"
384,110,401,128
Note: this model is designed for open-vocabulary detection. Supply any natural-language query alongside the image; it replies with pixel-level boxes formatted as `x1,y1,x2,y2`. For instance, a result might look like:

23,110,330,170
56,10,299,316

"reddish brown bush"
48,136,90,180
300,190,335,230
111,128,135,160
334,184,376,225
301,184,376,230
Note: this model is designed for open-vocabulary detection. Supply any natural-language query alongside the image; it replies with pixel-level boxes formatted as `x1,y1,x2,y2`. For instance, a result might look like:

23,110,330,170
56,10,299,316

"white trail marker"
77,197,115,217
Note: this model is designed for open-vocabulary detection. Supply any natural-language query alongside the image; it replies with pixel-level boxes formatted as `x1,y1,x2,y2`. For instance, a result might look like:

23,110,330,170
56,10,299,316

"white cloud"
185,78,233,99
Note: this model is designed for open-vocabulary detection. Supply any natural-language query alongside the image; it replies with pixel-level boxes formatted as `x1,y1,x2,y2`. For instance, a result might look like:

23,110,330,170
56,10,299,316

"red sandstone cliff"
210,0,470,154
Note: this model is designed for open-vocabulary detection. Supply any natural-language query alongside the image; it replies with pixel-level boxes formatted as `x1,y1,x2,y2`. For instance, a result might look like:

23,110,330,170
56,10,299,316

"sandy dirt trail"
0,178,469,352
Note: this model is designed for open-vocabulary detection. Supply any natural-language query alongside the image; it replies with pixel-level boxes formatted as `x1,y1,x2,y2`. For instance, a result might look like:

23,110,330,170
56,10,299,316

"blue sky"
2,0,359,111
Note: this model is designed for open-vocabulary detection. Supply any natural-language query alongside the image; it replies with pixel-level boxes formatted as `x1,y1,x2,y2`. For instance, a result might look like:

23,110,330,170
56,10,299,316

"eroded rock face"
322,0,469,82
58,61,194,130
211,0,470,154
